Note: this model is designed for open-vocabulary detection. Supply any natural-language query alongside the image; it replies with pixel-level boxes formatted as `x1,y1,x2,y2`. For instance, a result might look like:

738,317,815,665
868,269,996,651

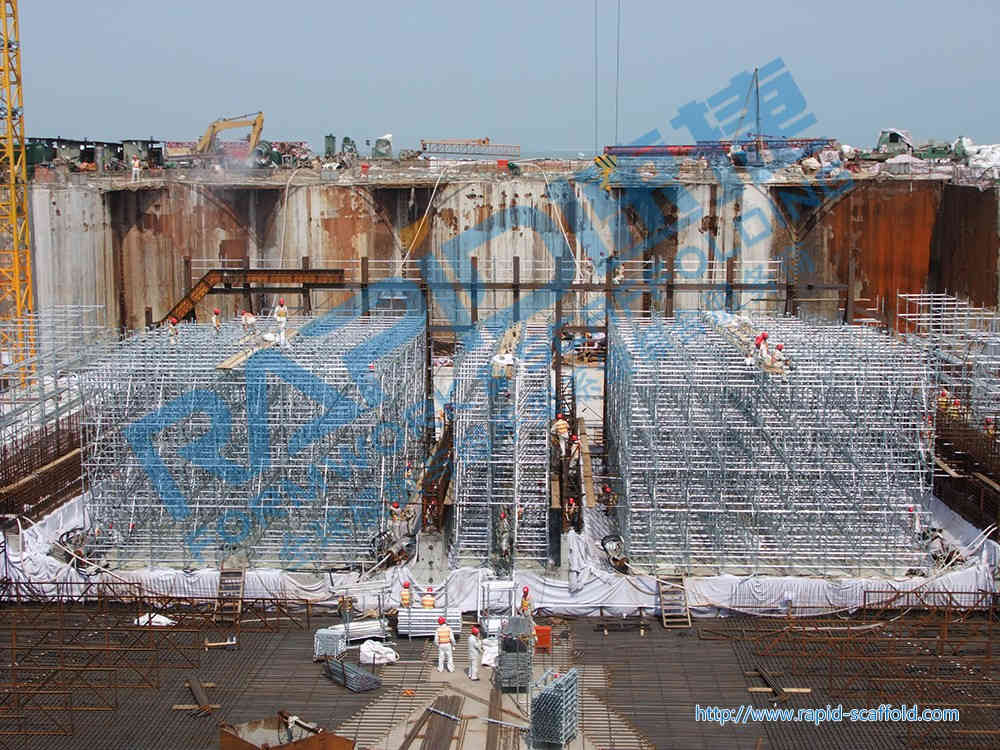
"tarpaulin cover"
2,495,995,619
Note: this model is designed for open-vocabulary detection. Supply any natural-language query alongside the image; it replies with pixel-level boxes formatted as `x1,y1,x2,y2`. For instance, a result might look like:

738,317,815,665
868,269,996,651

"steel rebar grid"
450,322,551,566
606,311,934,575
80,310,426,569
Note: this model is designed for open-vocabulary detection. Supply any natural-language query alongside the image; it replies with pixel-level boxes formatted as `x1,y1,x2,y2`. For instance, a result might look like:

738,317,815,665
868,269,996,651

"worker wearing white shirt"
466,626,483,681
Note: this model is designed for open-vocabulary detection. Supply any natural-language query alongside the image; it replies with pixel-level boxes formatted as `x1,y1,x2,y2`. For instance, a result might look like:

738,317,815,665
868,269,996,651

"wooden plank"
398,710,431,750
577,423,597,508
748,687,811,694
216,329,300,370
172,703,220,710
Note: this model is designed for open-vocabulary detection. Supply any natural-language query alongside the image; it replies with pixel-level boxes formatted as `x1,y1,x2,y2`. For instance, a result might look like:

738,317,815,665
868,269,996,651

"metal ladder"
658,576,691,629
214,567,245,624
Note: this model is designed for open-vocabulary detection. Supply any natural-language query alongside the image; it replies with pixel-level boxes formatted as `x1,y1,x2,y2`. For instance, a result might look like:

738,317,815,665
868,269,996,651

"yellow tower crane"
0,0,32,374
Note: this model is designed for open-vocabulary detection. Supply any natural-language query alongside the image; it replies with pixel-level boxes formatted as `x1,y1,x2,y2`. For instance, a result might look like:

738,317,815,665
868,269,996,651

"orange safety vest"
436,625,453,644
400,589,411,607
421,593,435,608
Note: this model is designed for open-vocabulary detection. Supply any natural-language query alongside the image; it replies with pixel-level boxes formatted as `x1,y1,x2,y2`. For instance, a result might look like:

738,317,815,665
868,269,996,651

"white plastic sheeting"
359,640,398,666
3,493,996,619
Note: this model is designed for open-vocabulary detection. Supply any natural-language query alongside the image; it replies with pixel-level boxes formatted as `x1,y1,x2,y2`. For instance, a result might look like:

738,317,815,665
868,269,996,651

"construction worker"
212,307,221,334
274,297,289,347
131,154,141,182
466,625,483,681
601,484,618,517
937,389,950,412
400,581,412,609
241,309,257,333
754,331,769,364
949,398,963,419
390,501,404,541
771,342,787,371
568,434,581,462
168,317,178,345
564,496,579,529
519,586,532,617
421,587,436,608
985,417,996,439
498,510,512,558
550,413,570,457
436,616,455,673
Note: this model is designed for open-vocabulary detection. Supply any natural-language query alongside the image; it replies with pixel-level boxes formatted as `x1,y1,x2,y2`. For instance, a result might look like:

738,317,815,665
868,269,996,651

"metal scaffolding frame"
897,292,1000,427
450,322,551,566
606,311,933,575
80,308,426,569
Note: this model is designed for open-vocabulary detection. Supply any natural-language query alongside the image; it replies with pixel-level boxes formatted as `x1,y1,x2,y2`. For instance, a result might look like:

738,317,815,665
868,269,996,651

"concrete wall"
930,185,1000,309
29,178,999,333
29,183,115,324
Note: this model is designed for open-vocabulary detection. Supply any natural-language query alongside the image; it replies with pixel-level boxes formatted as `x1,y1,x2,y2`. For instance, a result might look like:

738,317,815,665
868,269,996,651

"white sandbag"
480,637,500,667
359,639,398,666
134,613,175,627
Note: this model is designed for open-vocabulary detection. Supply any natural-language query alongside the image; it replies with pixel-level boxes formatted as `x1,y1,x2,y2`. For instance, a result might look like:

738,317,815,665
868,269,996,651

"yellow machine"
194,111,264,155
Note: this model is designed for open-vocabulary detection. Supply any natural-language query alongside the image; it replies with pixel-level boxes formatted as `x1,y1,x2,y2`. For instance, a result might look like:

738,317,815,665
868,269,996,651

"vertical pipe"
470,256,479,325
361,256,370,315
301,255,312,315
512,256,520,323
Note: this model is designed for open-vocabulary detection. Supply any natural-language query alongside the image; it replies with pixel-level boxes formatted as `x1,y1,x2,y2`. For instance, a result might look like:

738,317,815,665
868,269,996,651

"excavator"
170,112,264,165
196,112,264,155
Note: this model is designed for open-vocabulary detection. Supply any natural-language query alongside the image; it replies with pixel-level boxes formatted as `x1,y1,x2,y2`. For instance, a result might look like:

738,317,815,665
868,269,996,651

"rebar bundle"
450,323,551,566
80,309,426,569
606,311,933,575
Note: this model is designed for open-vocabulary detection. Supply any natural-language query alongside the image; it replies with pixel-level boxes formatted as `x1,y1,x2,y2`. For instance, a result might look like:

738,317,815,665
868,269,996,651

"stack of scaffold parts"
494,616,533,691
530,669,580,745
397,607,462,637
323,656,382,693
313,626,348,661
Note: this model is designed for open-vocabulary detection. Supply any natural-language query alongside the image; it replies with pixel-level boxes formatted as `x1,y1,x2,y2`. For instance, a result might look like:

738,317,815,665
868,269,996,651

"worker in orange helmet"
274,296,289,348
519,586,532,617
421,587,435,608
212,307,222,334
466,625,482,680
399,580,412,609
436,615,455,672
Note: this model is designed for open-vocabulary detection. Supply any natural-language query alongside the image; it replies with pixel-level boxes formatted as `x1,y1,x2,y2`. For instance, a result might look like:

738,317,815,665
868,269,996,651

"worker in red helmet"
400,580,412,609
274,296,289,348
771,341,787,370
241,309,257,333
421,587,435,608
168,317,179,344
436,615,455,672
569,434,581,462
467,625,483,680
212,307,222,334
550,412,570,457
520,586,532,617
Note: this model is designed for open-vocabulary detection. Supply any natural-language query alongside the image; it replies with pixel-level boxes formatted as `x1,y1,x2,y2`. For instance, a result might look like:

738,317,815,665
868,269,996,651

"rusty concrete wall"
795,181,943,322
108,185,283,330
35,178,979,335
930,185,1000,308
29,184,115,325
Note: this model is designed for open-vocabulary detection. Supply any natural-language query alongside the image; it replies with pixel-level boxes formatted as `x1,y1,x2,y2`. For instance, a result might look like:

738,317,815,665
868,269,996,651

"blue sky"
21,1,999,153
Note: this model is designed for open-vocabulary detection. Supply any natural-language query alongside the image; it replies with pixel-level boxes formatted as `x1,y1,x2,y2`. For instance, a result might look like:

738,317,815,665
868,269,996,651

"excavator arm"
195,112,264,154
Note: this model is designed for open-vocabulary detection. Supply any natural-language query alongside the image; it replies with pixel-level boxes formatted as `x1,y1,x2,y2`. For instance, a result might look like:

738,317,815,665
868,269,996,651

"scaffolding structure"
80,309,426,569
606,311,933,575
450,323,551,566
0,306,108,444
897,292,1000,426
